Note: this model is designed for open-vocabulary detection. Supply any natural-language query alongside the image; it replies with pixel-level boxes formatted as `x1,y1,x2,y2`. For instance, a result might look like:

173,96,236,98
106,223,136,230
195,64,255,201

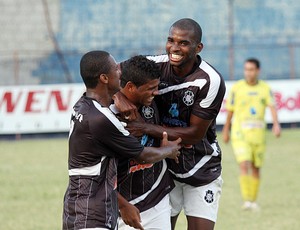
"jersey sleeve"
90,112,144,159
192,77,226,120
225,84,236,112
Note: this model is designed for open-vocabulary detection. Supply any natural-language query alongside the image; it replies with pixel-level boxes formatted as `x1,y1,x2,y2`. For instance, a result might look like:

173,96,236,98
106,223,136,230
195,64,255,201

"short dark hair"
80,51,111,88
245,58,260,69
120,55,161,88
171,18,202,43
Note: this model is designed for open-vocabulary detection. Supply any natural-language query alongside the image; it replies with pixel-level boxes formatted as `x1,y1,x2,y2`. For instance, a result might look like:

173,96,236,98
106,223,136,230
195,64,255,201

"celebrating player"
114,18,226,230
62,51,181,230
222,58,281,210
111,55,176,230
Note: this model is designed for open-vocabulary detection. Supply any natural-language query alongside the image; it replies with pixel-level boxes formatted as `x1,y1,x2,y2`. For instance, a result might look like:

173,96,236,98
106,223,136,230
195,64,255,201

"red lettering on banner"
129,163,153,173
274,92,300,111
25,90,44,112
1,89,73,113
0,92,22,112
46,90,73,111
219,92,300,113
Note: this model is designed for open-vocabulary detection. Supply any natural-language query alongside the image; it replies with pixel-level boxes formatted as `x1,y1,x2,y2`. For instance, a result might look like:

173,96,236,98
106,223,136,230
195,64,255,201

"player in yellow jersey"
222,58,281,210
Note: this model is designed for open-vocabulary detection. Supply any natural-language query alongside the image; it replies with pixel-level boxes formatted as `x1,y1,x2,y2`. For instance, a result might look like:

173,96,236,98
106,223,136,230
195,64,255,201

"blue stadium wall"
3,0,300,85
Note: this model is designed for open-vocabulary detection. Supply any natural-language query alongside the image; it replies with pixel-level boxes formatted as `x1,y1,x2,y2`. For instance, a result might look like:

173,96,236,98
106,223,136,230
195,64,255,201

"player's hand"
112,91,138,121
272,123,281,138
119,202,144,230
161,131,182,163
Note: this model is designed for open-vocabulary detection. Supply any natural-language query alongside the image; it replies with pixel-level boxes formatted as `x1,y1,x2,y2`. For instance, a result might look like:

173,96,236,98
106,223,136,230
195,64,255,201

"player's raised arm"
113,91,139,121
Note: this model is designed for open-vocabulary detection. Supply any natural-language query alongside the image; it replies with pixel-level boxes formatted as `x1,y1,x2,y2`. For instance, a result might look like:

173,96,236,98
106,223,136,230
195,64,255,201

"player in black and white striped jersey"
114,19,226,230
112,56,175,230
62,51,181,230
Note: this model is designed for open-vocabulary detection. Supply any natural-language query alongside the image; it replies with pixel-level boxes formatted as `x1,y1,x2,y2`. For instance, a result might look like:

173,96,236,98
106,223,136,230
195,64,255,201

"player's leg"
183,176,223,230
171,215,179,230
232,140,252,207
186,216,215,230
250,163,260,203
249,143,265,209
239,160,252,205
169,180,184,230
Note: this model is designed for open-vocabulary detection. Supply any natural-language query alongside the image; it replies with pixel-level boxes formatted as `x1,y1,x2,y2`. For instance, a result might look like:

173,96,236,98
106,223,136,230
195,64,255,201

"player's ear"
125,81,137,93
196,42,203,53
99,74,109,84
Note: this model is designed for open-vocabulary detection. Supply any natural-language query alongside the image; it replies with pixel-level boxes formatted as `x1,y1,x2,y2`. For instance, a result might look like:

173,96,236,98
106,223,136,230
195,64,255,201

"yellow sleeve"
265,84,275,106
226,84,236,112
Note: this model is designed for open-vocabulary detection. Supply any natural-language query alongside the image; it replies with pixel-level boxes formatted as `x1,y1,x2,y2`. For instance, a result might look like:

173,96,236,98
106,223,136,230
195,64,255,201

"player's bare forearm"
129,116,211,145
269,105,280,126
136,132,181,164
222,111,233,143
269,105,281,137
118,193,144,230
144,124,203,144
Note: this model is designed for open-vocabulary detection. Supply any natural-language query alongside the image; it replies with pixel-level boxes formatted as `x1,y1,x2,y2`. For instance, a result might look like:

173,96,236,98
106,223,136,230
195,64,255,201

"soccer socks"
239,175,251,202
250,176,260,202
239,175,260,202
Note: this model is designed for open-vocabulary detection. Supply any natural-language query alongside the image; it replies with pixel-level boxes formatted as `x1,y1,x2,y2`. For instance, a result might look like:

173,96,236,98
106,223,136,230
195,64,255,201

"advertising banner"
1,80,299,134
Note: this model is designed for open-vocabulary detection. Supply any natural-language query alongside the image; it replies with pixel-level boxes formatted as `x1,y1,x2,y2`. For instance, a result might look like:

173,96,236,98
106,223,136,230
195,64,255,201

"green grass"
0,129,300,230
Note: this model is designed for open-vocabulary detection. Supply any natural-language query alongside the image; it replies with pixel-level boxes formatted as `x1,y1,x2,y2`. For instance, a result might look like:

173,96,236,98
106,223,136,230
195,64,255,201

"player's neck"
246,79,258,86
172,59,198,78
86,89,111,107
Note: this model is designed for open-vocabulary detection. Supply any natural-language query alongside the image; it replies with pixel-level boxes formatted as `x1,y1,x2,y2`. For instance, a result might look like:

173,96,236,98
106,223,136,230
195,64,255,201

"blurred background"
1,0,300,135
1,1,300,229
1,0,300,86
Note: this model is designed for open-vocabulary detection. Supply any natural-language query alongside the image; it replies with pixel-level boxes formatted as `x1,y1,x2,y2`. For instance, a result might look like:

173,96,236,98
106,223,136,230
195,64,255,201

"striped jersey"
147,54,226,186
63,94,144,230
117,102,174,213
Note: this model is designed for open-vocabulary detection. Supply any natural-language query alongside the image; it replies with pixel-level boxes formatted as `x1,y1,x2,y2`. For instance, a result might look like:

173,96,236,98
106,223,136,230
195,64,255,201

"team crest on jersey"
204,190,214,203
182,90,194,106
142,106,154,119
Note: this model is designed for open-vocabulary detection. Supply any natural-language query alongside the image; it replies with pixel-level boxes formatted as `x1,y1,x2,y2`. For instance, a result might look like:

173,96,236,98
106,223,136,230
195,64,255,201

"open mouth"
169,53,183,62
148,96,154,102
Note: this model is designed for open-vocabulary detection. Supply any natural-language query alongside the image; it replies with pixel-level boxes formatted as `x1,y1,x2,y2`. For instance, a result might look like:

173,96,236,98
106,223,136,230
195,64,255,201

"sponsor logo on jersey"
169,103,179,118
129,163,153,173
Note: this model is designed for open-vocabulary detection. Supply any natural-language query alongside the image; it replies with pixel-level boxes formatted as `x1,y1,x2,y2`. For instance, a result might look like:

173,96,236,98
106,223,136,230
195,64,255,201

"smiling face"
166,26,203,76
128,78,160,107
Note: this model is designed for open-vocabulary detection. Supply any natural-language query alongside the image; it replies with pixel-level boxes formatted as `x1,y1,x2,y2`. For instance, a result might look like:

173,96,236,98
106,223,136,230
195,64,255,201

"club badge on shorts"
204,190,214,204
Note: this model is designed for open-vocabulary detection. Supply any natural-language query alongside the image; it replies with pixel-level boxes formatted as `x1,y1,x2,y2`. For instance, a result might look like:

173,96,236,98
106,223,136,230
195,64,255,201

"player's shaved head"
80,50,111,88
171,18,202,43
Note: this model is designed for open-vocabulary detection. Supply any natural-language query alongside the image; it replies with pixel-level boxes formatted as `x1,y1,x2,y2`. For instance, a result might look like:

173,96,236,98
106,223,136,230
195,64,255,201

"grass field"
0,129,300,230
